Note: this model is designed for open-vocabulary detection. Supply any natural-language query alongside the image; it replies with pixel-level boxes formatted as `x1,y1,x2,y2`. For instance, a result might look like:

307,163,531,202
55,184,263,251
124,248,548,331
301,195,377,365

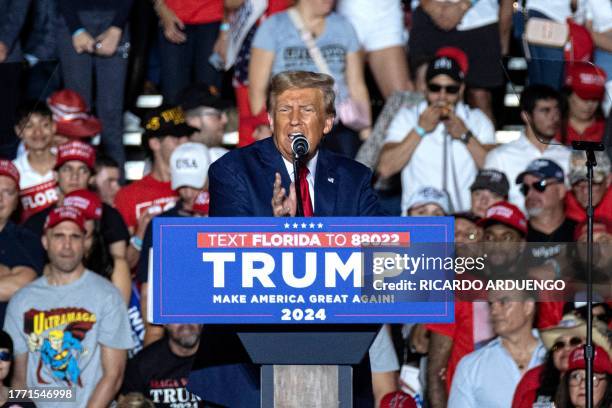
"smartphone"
208,52,224,71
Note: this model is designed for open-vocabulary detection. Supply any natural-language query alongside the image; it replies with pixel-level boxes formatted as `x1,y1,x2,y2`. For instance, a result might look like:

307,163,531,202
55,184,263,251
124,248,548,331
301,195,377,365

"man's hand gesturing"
271,172,296,217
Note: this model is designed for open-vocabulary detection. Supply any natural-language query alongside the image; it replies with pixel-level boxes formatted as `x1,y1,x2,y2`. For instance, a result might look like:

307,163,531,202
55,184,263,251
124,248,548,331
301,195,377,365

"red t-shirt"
166,0,223,25
559,119,606,145
114,175,178,230
512,365,544,408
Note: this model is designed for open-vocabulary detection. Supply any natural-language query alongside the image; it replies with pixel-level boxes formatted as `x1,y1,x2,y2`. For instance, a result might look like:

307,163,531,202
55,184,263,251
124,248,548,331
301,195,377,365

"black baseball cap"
470,169,510,197
177,83,232,112
143,105,198,139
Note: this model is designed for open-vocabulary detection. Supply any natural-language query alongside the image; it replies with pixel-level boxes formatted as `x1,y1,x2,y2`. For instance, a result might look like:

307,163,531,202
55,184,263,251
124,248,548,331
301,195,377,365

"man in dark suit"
208,70,381,217
189,72,394,407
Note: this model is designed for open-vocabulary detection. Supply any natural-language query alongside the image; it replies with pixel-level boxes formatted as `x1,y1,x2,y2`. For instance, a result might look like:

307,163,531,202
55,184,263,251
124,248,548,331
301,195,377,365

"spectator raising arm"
248,47,276,117
345,50,373,140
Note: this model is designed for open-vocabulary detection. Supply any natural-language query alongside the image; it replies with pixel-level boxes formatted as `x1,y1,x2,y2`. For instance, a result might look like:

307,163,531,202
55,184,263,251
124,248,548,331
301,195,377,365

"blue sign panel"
152,217,455,324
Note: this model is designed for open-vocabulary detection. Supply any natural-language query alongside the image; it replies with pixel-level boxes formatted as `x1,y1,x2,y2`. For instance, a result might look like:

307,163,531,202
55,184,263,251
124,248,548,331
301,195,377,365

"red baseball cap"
478,201,528,236
566,63,607,101
380,392,418,408
44,206,86,232
568,345,612,374
192,190,210,216
436,46,469,76
63,189,102,220
0,160,20,188
574,217,612,240
48,89,102,138
55,141,96,170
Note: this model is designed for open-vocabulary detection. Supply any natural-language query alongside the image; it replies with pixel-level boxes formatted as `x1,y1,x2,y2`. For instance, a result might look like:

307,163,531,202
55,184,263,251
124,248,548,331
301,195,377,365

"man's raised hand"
271,172,296,217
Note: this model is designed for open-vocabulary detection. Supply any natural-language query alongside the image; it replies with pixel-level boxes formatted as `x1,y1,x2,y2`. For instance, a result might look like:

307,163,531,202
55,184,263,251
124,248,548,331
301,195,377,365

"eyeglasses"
569,371,607,386
427,83,461,94
0,351,11,361
551,337,583,353
520,179,559,196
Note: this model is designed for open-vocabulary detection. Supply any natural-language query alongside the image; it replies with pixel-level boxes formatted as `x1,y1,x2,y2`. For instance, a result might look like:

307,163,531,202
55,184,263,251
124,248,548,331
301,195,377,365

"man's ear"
149,137,161,152
520,111,531,127
323,115,334,135
557,183,567,200
42,234,48,251
267,113,274,131
14,124,23,140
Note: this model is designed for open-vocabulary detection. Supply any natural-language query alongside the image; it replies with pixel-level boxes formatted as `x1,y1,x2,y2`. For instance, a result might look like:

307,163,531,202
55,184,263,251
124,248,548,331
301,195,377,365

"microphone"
291,134,309,159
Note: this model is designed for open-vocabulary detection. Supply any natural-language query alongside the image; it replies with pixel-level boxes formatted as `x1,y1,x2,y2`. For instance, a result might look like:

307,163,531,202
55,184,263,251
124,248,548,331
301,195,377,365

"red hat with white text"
0,160,20,188
55,141,96,170
568,345,612,374
478,201,528,236
44,206,86,232
48,89,102,138
64,189,103,220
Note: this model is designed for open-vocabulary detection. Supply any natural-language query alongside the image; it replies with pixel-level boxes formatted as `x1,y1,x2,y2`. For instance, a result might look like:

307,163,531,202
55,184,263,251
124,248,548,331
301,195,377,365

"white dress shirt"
484,133,571,213
282,152,318,212
448,330,547,408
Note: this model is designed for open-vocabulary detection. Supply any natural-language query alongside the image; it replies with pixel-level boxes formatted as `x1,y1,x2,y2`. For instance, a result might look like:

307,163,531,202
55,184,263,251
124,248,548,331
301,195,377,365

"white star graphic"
301,223,307,228
293,223,298,229
284,223,290,229
309,223,315,228
317,223,323,229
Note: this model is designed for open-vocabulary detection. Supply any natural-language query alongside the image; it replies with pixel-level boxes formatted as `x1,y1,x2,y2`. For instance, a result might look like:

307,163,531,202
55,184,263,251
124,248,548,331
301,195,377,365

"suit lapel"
314,148,337,216
255,137,292,191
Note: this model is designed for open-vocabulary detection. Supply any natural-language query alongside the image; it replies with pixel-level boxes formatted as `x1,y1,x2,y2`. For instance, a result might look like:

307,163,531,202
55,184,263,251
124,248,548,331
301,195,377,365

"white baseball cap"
406,186,451,214
170,142,211,190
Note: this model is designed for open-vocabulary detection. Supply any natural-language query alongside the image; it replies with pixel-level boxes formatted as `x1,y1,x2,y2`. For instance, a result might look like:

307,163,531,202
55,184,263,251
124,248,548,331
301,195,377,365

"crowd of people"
0,0,611,407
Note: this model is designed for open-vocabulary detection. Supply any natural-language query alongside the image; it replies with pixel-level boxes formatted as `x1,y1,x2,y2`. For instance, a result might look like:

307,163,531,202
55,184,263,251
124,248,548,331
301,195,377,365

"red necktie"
298,166,313,217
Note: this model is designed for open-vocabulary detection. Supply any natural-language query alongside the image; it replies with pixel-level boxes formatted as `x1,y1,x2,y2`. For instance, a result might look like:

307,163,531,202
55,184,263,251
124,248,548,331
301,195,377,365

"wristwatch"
460,130,473,144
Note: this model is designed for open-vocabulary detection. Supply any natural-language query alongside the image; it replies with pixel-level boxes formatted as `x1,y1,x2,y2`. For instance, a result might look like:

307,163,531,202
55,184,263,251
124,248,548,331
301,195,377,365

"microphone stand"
571,140,604,408
293,156,304,217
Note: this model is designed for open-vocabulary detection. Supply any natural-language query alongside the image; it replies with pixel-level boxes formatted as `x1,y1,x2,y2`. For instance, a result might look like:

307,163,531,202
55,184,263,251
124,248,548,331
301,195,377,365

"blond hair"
267,71,336,116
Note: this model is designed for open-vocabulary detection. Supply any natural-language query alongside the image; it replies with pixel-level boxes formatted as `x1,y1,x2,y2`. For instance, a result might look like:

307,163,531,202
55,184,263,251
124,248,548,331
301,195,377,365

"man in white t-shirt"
378,47,495,214
12,102,58,222
485,85,571,212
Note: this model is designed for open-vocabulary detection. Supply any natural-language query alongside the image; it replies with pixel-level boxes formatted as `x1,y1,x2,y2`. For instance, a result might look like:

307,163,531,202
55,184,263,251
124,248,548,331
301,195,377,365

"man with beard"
517,159,576,268
485,85,571,212
121,324,206,407
479,201,528,277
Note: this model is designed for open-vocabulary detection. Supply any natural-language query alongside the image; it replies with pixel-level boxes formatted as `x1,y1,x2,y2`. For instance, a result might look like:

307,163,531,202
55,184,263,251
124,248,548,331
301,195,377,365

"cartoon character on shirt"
28,327,88,386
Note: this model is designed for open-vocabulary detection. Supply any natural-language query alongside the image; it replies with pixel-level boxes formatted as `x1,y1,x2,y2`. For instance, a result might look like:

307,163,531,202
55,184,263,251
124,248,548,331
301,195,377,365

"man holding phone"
377,47,495,214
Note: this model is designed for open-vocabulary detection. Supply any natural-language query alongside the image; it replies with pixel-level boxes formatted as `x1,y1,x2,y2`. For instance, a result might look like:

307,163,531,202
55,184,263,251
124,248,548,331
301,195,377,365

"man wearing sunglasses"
516,159,576,259
379,46,495,214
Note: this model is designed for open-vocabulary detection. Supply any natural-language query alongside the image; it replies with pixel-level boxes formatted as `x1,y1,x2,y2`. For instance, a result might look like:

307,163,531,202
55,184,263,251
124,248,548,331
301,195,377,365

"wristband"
220,22,230,32
72,28,86,37
130,236,143,251
414,126,427,138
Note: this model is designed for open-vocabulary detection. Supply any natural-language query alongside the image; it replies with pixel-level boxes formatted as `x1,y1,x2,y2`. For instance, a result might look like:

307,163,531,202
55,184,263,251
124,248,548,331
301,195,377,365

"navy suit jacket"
198,137,379,407
208,136,382,217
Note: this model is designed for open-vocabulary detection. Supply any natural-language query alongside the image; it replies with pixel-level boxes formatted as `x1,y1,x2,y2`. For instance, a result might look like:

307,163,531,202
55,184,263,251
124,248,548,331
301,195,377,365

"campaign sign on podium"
151,217,455,324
